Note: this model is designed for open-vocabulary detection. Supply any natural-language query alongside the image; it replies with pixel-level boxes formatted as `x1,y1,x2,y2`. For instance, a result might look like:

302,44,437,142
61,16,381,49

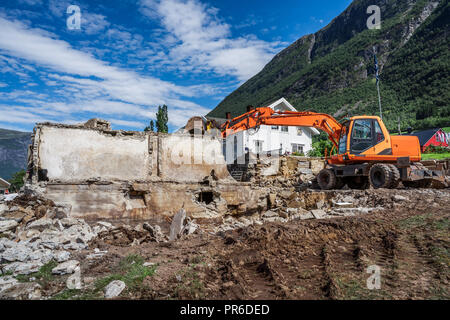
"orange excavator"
221,107,446,189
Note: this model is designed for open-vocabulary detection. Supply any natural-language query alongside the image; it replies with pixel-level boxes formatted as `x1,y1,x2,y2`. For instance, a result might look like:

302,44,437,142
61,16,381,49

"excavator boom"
221,107,343,148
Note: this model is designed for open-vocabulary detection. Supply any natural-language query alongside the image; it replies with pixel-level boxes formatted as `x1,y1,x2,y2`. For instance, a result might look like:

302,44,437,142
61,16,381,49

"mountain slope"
208,0,449,131
0,128,31,180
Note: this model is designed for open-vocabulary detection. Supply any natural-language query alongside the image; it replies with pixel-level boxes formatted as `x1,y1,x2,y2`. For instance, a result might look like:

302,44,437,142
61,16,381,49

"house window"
292,143,304,154
254,140,263,154
281,126,288,133
271,126,279,130
297,127,303,136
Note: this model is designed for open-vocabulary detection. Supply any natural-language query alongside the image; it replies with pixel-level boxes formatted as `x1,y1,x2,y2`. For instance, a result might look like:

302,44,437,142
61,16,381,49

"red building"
410,128,449,152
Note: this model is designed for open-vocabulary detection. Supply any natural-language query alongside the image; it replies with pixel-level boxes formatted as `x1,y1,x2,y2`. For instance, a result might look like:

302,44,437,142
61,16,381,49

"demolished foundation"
25,119,282,220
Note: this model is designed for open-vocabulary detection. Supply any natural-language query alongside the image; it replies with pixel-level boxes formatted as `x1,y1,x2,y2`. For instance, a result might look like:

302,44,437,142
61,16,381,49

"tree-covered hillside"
0,128,31,180
208,0,449,132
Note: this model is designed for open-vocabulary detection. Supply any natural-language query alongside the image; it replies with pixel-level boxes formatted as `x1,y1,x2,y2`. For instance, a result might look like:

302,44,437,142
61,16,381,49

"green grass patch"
432,217,450,231
421,153,450,160
0,270,13,277
94,254,157,292
334,277,392,300
173,263,206,299
51,254,157,300
397,214,431,229
16,260,58,286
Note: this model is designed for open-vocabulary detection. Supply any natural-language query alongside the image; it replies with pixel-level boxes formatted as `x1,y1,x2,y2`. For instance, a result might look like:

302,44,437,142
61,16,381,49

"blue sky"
0,0,352,132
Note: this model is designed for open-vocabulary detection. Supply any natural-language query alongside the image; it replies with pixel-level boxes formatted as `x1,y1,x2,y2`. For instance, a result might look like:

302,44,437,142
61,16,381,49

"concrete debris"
393,195,408,201
86,248,108,260
311,209,327,219
169,208,186,241
0,220,18,232
104,280,126,298
0,282,41,300
143,223,167,242
0,276,19,293
3,261,43,275
182,220,199,236
52,260,80,275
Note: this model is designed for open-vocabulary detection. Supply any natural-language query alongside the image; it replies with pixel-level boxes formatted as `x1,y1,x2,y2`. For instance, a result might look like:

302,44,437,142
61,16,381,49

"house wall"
424,129,449,150
224,125,314,163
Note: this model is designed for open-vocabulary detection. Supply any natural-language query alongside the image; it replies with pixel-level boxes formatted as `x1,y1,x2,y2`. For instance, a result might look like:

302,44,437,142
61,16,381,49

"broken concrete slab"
0,220,18,233
1,245,33,262
104,280,126,298
311,209,327,219
26,218,54,232
52,260,80,275
169,208,186,241
0,276,18,293
3,261,43,275
0,282,41,300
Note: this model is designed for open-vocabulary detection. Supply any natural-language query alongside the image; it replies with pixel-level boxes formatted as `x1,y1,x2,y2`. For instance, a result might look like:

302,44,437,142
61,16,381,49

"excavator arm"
221,107,343,148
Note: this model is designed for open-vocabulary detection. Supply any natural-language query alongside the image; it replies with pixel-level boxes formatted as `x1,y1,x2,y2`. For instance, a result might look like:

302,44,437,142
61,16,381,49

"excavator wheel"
345,176,370,190
387,164,400,189
369,164,392,189
317,169,337,190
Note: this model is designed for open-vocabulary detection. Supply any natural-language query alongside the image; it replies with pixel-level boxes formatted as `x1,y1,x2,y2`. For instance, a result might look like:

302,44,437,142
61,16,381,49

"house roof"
266,97,320,135
409,128,440,146
195,97,320,135
0,177,11,188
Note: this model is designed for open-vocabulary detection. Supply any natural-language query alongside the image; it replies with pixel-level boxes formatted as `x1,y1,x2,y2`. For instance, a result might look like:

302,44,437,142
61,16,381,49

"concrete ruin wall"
38,126,152,181
28,121,270,221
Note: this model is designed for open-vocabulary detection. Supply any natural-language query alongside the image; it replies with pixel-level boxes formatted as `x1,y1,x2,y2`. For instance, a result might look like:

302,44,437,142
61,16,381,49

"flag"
374,53,380,84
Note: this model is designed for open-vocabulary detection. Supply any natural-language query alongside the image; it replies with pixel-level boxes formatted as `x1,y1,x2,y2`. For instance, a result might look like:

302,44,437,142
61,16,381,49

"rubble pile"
214,188,450,232
0,194,95,277
248,157,323,189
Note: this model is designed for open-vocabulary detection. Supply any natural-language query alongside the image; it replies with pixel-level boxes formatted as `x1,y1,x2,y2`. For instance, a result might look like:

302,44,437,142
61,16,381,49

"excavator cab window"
350,119,385,154
338,122,350,154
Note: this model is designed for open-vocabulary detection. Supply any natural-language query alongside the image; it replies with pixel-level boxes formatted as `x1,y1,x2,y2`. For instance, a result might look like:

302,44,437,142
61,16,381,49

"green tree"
8,169,26,192
144,120,155,132
156,105,168,133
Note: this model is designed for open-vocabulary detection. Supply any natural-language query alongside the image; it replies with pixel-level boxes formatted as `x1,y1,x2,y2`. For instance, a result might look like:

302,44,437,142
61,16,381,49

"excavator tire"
345,176,370,190
369,164,392,189
317,169,337,190
387,164,401,189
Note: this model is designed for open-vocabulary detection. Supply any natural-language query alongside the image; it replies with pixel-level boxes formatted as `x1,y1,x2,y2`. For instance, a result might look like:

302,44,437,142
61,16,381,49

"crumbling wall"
38,126,151,181
158,134,229,181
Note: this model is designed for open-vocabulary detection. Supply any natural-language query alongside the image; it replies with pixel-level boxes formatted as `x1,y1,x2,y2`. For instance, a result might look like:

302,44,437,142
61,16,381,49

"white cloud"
0,16,213,128
17,0,43,6
81,13,110,35
139,0,283,81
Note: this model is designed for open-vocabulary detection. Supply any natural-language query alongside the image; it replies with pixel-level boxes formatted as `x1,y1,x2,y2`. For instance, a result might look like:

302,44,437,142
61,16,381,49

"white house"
223,97,320,162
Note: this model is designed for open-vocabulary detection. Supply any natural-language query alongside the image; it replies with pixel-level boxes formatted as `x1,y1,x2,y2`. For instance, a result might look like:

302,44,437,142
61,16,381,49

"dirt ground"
39,188,449,300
